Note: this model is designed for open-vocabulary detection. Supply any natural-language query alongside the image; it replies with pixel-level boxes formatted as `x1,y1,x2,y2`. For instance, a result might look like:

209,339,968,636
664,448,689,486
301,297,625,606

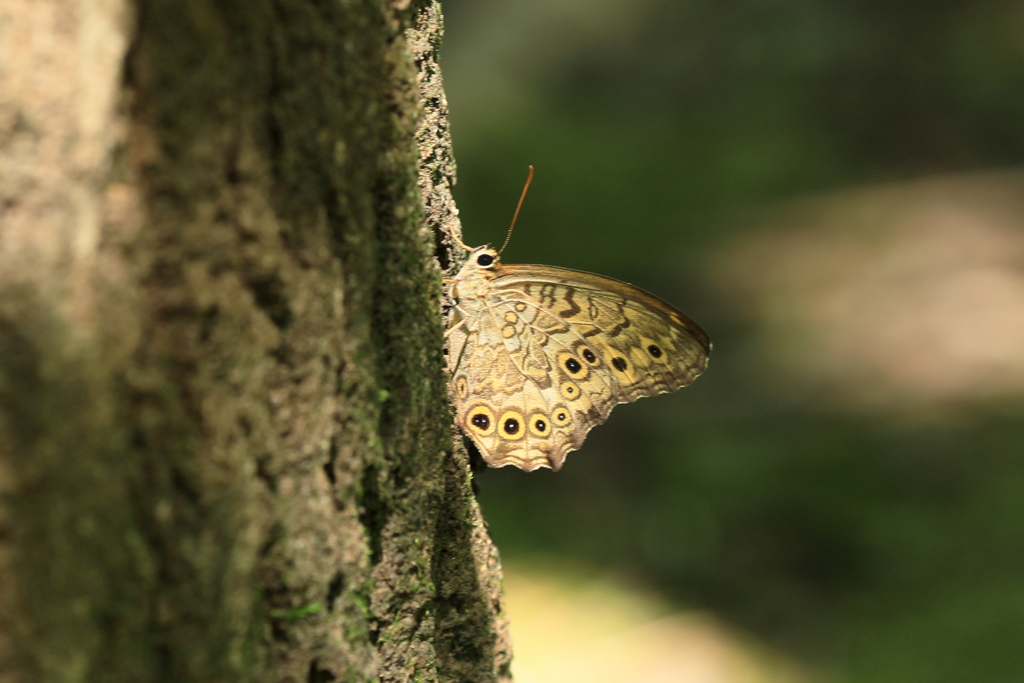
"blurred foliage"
440,1,1024,681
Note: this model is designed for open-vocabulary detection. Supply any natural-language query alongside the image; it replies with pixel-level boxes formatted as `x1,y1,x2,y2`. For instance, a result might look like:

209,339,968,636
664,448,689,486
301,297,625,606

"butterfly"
444,168,711,471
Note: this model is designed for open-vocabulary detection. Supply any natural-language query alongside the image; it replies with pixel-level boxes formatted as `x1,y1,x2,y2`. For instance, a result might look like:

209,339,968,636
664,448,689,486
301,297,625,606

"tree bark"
0,1,510,681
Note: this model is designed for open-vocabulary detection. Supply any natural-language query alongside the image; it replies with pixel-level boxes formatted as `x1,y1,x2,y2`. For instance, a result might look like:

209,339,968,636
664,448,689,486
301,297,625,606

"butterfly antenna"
498,165,534,255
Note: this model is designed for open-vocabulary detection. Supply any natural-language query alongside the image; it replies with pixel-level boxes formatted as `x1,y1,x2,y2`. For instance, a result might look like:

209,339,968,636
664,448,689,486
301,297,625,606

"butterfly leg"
444,315,469,338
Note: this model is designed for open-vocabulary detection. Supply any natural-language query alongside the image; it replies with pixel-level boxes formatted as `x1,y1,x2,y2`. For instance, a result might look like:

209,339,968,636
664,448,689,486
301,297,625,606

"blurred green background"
439,1,1024,681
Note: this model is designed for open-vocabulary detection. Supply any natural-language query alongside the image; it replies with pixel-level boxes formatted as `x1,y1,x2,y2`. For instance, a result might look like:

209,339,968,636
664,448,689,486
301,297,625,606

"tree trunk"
0,1,510,681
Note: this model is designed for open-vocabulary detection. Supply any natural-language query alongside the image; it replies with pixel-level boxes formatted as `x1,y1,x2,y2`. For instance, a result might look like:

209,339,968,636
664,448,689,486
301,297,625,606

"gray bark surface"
0,1,510,681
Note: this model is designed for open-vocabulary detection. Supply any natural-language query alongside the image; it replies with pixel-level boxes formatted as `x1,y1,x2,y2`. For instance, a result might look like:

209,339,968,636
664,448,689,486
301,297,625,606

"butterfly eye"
477,253,494,267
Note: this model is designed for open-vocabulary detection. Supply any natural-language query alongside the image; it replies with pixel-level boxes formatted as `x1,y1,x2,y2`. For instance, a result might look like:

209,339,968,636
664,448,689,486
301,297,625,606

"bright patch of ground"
504,562,818,683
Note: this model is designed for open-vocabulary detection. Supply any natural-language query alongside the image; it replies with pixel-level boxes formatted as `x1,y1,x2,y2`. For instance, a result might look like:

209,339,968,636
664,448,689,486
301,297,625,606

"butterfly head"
453,245,501,282
448,246,502,301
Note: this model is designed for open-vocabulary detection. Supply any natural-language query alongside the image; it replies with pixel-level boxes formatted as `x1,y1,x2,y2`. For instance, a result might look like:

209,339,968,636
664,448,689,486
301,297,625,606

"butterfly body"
447,246,710,471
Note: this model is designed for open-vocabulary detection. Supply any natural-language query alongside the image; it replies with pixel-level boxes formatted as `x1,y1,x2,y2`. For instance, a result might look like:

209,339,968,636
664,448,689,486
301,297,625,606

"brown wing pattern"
448,262,709,471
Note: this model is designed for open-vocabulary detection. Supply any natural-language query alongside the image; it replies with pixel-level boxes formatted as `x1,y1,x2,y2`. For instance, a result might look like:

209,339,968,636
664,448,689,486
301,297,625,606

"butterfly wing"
448,263,710,471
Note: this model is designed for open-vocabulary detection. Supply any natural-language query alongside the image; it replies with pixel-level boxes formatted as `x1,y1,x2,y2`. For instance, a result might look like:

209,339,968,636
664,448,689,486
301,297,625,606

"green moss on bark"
0,0,509,681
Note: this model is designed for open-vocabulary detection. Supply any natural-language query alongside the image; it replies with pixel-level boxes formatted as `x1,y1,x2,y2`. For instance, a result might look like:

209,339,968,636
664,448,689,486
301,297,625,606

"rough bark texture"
0,1,510,681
